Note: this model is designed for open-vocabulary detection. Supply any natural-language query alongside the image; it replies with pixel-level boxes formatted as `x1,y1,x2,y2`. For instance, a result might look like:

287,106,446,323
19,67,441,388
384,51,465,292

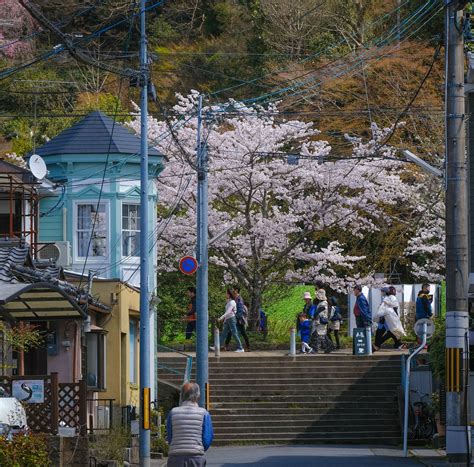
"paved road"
203,445,427,467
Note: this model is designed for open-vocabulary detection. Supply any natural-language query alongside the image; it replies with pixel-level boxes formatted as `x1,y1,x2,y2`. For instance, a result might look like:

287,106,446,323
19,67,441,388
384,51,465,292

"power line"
77,0,138,289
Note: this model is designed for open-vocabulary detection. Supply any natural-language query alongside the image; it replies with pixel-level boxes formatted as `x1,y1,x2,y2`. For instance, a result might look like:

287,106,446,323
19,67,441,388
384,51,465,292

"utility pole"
445,1,470,464
196,95,209,408
139,0,151,464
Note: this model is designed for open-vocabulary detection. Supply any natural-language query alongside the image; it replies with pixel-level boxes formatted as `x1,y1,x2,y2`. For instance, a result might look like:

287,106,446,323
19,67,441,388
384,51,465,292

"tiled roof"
33,111,162,157
0,244,110,316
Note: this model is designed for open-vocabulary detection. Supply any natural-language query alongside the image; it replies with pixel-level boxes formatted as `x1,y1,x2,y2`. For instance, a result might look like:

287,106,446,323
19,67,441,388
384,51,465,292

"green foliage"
90,426,130,463
264,284,309,331
151,423,169,456
0,323,43,371
157,265,227,343
428,319,445,382
0,434,51,467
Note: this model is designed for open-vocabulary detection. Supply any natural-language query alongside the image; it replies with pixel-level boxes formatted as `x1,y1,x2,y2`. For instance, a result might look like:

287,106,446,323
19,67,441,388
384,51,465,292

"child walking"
298,313,313,354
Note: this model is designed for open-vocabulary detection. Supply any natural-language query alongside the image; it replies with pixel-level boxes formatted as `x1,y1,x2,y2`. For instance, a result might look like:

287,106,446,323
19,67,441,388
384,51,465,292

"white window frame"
121,202,140,259
73,200,110,262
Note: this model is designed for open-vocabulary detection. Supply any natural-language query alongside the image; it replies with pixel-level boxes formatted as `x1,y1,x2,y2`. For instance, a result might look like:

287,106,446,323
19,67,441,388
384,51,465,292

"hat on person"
303,292,312,300
316,289,327,301
353,284,362,292
380,286,390,294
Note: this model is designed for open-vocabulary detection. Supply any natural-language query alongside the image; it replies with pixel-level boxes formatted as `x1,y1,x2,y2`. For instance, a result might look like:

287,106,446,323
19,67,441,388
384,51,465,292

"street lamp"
401,149,443,178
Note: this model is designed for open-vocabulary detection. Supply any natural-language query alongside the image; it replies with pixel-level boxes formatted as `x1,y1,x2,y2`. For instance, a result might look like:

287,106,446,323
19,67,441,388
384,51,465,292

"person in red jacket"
185,286,197,340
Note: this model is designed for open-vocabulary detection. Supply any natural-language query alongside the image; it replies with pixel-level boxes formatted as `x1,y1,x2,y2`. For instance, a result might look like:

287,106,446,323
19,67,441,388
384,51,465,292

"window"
76,203,107,258
129,320,138,384
122,204,140,257
86,332,106,390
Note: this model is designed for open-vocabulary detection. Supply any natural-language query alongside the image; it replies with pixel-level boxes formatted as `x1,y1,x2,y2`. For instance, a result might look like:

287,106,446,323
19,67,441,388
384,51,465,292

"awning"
0,282,87,321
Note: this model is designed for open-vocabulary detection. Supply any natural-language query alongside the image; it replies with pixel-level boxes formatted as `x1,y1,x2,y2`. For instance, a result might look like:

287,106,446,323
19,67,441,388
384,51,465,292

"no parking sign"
179,256,198,275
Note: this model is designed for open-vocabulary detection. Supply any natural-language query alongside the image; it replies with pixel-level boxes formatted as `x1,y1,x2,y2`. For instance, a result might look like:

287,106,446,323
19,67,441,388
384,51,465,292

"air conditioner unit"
37,241,71,267
96,406,110,430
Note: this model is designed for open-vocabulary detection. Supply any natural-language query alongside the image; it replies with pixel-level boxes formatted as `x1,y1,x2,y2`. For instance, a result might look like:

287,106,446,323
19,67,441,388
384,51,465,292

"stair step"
213,431,400,440
158,354,402,446
213,424,399,433
211,414,396,422
211,408,398,416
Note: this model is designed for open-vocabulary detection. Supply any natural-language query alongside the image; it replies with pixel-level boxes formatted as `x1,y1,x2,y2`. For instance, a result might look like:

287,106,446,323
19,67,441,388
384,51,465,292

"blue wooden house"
35,111,164,288
34,112,165,404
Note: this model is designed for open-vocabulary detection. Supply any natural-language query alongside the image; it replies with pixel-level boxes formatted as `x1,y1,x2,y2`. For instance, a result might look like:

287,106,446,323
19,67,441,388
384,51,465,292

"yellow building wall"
80,280,141,409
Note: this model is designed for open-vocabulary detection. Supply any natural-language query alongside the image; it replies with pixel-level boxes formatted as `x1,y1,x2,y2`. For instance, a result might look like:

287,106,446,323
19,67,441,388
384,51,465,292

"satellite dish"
29,154,47,180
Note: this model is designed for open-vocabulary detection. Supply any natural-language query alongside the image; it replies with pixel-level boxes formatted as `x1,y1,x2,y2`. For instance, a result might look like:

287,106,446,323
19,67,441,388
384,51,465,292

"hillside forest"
0,0,449,330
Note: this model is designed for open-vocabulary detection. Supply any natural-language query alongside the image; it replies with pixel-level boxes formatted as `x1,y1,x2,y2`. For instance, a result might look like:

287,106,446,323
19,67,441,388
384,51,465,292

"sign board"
179,256,198,275
353,328,370,356
12,379,44,403
414,318,435,339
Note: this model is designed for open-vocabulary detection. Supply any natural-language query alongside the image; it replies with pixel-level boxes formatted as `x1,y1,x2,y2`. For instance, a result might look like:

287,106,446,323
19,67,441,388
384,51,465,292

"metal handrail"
157,343,193,385
403,322,427,457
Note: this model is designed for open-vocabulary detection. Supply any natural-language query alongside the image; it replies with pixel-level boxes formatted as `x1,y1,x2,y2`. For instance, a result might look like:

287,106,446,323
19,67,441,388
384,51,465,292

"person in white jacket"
373,286,405,351
210,289,244,353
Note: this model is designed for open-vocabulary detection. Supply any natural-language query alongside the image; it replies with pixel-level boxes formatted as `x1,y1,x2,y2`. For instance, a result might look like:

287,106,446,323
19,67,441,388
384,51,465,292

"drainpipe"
62,207,67,242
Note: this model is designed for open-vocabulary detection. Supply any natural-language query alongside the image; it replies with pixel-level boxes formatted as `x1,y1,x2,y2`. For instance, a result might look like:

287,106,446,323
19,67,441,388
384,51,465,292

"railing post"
50,373,59,435
290,327,296,356
79,379,87,436
184,356,193,384
214,328,220,357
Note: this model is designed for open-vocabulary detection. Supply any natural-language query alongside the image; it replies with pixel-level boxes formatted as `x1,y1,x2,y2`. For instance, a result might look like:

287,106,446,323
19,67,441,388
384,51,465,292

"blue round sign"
179,256,198,275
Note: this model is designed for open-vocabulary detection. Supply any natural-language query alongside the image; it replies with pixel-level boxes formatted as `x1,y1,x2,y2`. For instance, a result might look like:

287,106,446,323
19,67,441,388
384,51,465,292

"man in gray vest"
166,382,214,467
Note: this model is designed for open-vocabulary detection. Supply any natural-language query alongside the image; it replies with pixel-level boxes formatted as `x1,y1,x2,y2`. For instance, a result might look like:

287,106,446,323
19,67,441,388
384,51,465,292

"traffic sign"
179,256,198,275
414,318,435,339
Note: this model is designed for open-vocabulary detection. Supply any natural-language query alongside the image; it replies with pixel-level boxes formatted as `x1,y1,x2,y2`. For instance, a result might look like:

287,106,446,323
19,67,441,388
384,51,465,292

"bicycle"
409,389,437,440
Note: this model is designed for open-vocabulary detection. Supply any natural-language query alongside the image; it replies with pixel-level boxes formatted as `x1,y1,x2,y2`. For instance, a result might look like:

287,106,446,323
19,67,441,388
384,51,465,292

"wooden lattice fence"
0,373,86,434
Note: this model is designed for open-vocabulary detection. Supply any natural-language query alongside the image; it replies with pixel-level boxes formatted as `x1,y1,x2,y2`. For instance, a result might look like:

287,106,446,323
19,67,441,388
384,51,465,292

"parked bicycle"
409,389,437,440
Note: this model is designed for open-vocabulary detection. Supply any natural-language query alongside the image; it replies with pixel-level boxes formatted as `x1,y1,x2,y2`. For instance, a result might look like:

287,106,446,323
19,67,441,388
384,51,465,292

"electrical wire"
253,0,442,107
0,0,166,82
206,0,420,100
77,0,138,289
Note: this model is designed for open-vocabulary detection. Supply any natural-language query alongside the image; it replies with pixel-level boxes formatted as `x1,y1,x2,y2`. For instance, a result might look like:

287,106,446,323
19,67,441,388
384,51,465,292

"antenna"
28,154,48,180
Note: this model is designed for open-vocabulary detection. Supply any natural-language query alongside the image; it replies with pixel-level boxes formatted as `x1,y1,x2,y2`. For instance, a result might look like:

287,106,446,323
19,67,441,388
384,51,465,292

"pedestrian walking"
298,312,313,354
352,285,371,328
185,286,197,340
373,286,405,350
297,291,315,333
311,289,332,353
166,382,214,467
258,307,268,339
416,283,433,321
224,287,250,351
210,289,244,353
327,296,342,350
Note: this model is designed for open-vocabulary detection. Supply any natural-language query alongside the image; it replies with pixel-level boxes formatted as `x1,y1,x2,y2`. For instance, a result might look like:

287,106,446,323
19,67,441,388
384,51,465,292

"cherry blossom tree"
0,0,36,58
129,92,444,318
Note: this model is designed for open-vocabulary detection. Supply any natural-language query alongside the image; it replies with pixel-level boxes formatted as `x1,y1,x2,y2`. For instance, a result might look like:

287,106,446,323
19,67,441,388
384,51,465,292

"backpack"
330,305,342,322
236,298,248,326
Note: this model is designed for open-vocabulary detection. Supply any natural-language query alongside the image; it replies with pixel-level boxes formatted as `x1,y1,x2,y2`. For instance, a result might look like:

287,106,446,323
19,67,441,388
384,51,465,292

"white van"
0,398,28,439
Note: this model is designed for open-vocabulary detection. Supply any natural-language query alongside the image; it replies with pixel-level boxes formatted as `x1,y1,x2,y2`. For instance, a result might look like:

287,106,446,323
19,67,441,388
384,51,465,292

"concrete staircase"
158,353,402,445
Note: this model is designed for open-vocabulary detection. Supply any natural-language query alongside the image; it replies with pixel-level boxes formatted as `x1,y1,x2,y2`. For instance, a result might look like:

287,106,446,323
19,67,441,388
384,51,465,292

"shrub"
0,434,51,467
90,426,130,463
